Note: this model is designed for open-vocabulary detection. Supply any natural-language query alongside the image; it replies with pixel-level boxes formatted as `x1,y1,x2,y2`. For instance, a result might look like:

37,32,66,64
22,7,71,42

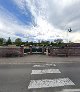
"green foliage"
54,39,63,44
0,38,6,45
40,41,50,46
0,37,65,47
6,37,12,45
0,38,4,45
15,38,22,46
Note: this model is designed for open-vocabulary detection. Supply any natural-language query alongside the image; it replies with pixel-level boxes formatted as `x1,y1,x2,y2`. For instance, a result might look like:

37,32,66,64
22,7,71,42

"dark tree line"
0,37,67,47
0,37,21,46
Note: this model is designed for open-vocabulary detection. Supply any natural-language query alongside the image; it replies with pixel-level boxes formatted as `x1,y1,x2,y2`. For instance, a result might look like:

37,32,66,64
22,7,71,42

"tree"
54,39,63,44
0,38,6,45
15,38,22,46
41,40,50,46
6,37,12,45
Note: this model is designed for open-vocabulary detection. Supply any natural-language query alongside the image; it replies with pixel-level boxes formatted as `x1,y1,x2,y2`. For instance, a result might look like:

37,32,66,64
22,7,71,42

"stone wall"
49,47,80,57
0,46,24,57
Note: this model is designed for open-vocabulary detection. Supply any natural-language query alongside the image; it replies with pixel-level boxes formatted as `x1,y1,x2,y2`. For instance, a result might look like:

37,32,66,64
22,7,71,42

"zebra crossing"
33,64,56,67
28,63,75,90
31,69,61,74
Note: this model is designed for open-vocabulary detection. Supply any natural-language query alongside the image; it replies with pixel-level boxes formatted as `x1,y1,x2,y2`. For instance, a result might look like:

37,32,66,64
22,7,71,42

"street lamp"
66,27,72,57
67,27,72,43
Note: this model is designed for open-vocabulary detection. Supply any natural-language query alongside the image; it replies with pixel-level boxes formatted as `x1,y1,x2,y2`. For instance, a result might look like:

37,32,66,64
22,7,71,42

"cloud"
46,0,80,30
0,0,80,42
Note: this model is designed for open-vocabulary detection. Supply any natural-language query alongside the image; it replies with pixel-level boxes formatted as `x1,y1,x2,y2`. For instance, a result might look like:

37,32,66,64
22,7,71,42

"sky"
0,0,80,42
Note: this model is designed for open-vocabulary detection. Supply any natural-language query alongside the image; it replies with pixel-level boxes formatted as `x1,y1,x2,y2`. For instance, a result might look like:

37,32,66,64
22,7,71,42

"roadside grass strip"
31,69,61,74
28,78,75,89
33,64,56,67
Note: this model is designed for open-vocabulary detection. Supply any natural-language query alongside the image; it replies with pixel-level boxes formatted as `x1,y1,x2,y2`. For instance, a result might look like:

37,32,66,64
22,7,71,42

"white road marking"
33,64,56,67
54,64,56,66
33,65,45,67
0,62,35,65
28,78,75,89
46,64,56,66
31,69,61,74
59,89,80,92
46,64,53,66
0,62,77,65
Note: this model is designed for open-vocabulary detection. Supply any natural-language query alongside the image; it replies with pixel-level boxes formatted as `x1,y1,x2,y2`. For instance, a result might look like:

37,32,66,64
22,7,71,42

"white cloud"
0,0,80,42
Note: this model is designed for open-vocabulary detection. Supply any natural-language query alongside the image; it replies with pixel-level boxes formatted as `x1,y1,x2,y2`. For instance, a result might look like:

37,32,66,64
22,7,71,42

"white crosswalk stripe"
31,69,61,74
28,78,75,89
45,64,56,66
28,63,75,90
33,64,56,67
33,65,45,67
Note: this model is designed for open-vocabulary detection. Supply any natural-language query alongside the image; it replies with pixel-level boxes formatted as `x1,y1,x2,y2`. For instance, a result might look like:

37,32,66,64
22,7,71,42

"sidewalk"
0,55,80,64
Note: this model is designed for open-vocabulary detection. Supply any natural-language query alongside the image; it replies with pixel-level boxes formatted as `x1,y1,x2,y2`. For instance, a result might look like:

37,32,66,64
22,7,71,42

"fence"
24,46,46,55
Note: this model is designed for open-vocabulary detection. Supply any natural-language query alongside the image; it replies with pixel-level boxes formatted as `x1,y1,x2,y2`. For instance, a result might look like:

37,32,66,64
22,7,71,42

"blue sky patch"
0,0,34,26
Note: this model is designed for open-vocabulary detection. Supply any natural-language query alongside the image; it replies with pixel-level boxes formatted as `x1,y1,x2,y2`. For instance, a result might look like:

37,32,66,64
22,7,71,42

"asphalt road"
0,62,80,92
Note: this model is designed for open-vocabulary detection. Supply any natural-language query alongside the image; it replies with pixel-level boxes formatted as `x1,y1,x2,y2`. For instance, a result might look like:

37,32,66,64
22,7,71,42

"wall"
0,46,24,57
49,47,80,57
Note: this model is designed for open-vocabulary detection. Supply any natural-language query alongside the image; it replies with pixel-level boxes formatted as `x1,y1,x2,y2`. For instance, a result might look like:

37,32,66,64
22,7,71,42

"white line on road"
28,78,75,89
33,64,56,67
46,64,56,66
33,65,45,67
59,89,80,92
31,69,61,74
